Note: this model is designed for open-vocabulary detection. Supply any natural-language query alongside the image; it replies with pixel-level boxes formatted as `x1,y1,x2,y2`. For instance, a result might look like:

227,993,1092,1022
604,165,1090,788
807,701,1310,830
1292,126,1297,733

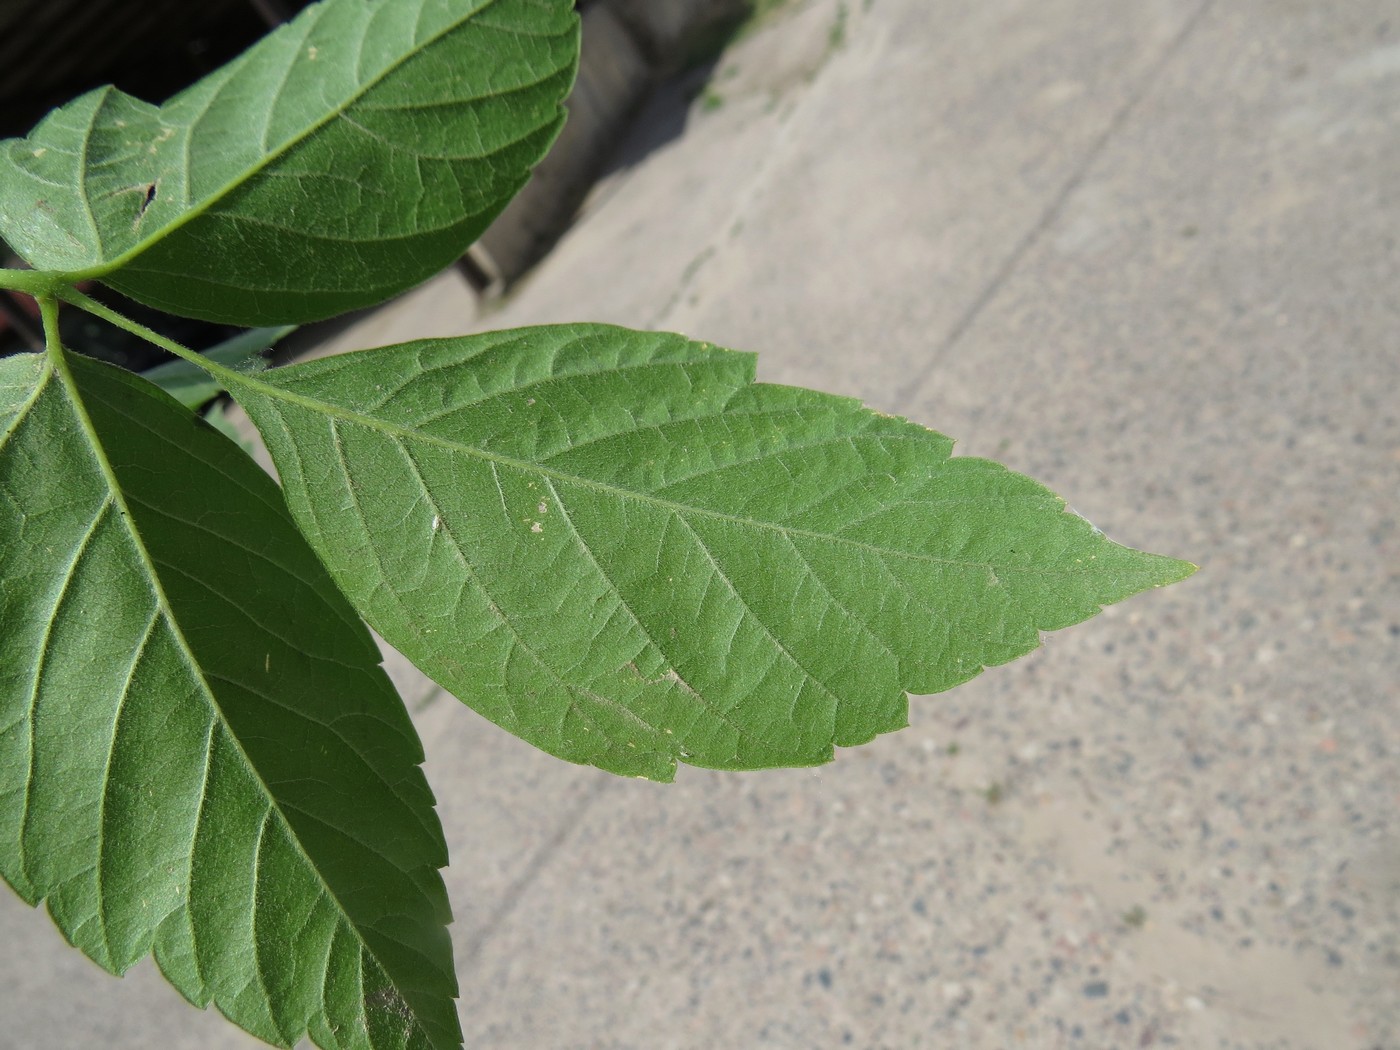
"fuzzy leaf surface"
0,0,578,324
231,325,1194,781
0,351,459,1049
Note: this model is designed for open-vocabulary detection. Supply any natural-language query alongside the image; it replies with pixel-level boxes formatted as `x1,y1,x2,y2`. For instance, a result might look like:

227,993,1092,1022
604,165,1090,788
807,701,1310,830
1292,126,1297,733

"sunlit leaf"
230,324,1194,780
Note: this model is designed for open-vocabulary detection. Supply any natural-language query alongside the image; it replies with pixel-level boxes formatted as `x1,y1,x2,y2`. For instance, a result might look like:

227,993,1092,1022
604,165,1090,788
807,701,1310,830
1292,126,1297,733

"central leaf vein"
241,370,1021,575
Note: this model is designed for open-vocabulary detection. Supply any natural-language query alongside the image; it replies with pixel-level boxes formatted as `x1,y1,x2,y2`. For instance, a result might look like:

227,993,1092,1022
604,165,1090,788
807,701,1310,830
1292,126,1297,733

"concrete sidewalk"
3,0,1398,1047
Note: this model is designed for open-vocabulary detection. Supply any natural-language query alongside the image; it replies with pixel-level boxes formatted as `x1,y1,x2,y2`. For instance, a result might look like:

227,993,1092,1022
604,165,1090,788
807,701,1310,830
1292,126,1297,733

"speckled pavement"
3,0,1397,1047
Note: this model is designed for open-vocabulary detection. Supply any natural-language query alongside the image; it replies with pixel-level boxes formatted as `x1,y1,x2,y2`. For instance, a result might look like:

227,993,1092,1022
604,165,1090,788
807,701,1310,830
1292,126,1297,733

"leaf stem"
0,267,64,297
37,293,63,360
59,286,240,382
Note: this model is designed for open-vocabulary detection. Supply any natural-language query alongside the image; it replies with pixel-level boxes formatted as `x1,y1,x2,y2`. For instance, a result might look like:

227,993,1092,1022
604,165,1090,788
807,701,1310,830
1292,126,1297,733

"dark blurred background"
0,0,312,140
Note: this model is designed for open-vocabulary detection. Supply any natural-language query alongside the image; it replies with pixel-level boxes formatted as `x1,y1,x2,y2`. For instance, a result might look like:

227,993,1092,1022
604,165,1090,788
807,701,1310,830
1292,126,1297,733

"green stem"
0,267,65,297
38,293,62,358
59,286,239,381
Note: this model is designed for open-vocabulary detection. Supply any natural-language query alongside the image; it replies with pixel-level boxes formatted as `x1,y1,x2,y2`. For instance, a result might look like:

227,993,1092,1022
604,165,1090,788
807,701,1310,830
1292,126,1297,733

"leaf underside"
230,324,1194,782
0,351,459,1050
0,0,578,324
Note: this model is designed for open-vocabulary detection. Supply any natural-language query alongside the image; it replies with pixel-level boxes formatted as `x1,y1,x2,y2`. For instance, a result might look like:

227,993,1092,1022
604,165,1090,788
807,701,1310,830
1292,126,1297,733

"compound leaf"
229,324,1194,781
0,0,578,325
0,350,459,1049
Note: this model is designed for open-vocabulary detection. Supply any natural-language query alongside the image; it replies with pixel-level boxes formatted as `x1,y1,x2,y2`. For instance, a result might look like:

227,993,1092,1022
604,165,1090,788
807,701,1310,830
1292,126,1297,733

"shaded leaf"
201,399,259,454
230,324,1194,781
0,0,578,324
0,351,459,1049
143,324,297,409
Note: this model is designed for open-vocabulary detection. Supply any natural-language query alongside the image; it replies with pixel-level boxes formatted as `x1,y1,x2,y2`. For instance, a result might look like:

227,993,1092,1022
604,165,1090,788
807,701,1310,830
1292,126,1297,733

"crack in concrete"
455,774,612,974
891,0,1219,413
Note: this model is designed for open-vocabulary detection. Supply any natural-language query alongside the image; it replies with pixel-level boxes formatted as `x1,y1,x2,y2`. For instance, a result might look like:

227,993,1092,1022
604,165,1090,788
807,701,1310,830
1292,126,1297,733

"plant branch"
38,293,61,358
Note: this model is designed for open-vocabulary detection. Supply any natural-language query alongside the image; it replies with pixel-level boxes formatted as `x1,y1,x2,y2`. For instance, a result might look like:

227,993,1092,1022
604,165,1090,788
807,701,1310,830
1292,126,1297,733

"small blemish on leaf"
537,501,548,515
431,514,441,532
31,147,45,158
307,45,319,60
130,182,158,231
530,522,543,533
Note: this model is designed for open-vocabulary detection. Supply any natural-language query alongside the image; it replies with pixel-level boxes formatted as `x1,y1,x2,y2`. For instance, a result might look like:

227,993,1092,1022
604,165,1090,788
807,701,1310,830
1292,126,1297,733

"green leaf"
200,399,259,453
0,0,578,325
0,350,459,1049
143,324,297,408
228,324,1194,781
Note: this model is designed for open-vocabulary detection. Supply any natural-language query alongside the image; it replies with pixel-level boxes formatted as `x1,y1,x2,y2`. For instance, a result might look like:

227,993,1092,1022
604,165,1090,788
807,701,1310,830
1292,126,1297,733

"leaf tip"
1137,552,1198,590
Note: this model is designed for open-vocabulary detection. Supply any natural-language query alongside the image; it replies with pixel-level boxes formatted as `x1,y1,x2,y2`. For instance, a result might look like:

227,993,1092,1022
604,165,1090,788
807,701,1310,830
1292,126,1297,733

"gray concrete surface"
3,0,1399,1047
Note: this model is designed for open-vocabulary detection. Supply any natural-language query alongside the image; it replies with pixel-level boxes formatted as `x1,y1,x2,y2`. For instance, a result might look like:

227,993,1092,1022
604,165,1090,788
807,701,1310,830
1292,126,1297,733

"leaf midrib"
61,0,512,283
234,367,1069,577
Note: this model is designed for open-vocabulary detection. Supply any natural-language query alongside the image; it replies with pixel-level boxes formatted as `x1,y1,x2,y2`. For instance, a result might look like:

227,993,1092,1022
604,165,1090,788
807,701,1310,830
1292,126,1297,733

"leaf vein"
18,497,114,891
94,606,164,967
